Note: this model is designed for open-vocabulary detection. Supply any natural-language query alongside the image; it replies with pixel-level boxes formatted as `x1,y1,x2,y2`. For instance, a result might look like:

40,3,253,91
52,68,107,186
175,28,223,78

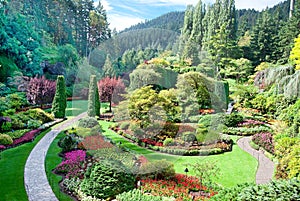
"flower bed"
238,119,266,127
252,132,274,154
55,150,87,179
222,126,271,136
141,174,217,201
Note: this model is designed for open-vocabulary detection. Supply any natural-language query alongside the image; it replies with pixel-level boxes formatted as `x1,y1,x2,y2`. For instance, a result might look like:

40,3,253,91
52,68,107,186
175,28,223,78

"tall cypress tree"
52,75,67,118
87,75,100,117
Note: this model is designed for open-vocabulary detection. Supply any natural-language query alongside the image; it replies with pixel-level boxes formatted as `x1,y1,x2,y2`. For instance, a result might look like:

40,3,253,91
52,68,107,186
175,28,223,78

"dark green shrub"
52,75,67,118
0,134,13,145
78,117,99,128
116,189,164,201
1,122,12,132
80,159,135,199
224,113,244,127
58,134,80,153
87,75,97,117
137,159,175,180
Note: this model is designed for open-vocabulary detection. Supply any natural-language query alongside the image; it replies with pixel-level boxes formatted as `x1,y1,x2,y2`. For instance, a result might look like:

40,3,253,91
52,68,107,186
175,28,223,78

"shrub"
6,129,30,139
87,75,97,117
198,113,225,127
160,123,179,138
80,159,135,199
78,117,99,128
58,134,80,153
24,108,54,123
119,122,130,130
163,138,175,146
224,113,244,127
0,134,13,145
116,189,164,201
1,122,12,132
252,132,274,154
137,159,175,180
27,119,42,129
52,75,67,118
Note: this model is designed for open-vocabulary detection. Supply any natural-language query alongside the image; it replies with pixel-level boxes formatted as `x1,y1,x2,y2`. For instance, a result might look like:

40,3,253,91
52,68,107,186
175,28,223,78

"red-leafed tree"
98,77,126,112
26,76,56,106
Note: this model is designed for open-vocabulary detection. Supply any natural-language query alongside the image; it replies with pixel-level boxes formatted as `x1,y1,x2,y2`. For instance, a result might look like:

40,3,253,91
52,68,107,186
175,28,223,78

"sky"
94,0,286,31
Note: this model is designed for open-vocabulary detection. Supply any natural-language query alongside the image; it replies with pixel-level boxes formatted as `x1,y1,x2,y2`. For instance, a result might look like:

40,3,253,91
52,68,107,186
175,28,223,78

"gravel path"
24,113,86,201
237,136,275,184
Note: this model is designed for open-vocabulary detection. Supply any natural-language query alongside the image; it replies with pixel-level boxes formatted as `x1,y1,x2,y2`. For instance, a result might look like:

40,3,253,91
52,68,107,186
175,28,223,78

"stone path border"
237,136,275,184
24,112,86,201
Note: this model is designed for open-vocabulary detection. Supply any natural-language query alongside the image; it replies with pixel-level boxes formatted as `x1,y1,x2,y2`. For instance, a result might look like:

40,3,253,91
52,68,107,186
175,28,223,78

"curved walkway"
24,112,86,201
237,136,275,184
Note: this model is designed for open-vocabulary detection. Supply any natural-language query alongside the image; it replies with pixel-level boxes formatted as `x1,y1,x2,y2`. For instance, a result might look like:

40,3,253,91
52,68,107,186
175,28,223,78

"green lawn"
65,100,89,117
0,129,50,201
45,132,74,201
100,121,258,187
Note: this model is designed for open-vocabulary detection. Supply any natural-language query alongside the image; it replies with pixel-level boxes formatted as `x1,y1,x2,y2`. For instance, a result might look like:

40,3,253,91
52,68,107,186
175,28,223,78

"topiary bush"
80,159,135,200
0,134,13,145
52,75,67,118
78,117,99,128
181,132,196,143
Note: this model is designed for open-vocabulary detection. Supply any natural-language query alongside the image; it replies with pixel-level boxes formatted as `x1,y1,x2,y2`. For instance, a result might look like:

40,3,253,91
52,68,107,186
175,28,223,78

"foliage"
224,113,244,127
98,76,126,112
252,132,274,154
58,134,81,153
24,108,54,123
80,159,135,199
78,117,99,128
26,76,56,106
5,129,30,139
87,75,98,117
163,138,175,146
275,137,300,179
290,34,300,70
51,75,67,118
222,126,271,136
0,134,13,145
81,135,113,150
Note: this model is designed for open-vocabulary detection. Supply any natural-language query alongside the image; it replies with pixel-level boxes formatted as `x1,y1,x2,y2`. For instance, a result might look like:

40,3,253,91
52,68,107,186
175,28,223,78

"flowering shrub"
141,174,216,201
252,132,274,154
12,129,42,146
0,145,5,150
55,150,86,179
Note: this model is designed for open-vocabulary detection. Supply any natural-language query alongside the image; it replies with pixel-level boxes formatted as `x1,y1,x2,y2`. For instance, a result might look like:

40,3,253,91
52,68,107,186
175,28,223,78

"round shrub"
163,138,175,146
224,113,244,127
78,117,99,128
25,108,54,123
119,122,130,130
0,134,13,145
80,159,135,200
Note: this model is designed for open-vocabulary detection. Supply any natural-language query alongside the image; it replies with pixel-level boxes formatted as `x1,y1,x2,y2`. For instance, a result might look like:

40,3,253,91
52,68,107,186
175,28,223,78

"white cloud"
108,14,144,31
235,0,284,11
101,0,113,11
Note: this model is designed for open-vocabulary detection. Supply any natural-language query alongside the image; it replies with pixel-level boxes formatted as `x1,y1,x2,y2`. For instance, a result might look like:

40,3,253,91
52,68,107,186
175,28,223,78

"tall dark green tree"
87,75,99,117
52,75,67,118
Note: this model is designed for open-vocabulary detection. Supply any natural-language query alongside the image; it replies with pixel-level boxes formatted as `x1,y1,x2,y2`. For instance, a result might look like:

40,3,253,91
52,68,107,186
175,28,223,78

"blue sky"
94,0,286,31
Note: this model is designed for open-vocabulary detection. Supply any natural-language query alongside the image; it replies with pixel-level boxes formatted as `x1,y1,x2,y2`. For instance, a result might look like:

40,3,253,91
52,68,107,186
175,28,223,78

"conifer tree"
52,75,67,118
87,75,99,117
103,54,116,77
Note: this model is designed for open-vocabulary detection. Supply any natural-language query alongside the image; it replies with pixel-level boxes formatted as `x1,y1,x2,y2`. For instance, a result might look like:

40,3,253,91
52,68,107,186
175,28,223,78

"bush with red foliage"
80,135,114,150
12,129,42,146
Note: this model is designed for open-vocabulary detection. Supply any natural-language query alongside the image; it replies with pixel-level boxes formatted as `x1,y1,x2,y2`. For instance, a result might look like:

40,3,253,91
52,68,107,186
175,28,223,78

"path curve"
24,112,86,201
237,136,275,184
